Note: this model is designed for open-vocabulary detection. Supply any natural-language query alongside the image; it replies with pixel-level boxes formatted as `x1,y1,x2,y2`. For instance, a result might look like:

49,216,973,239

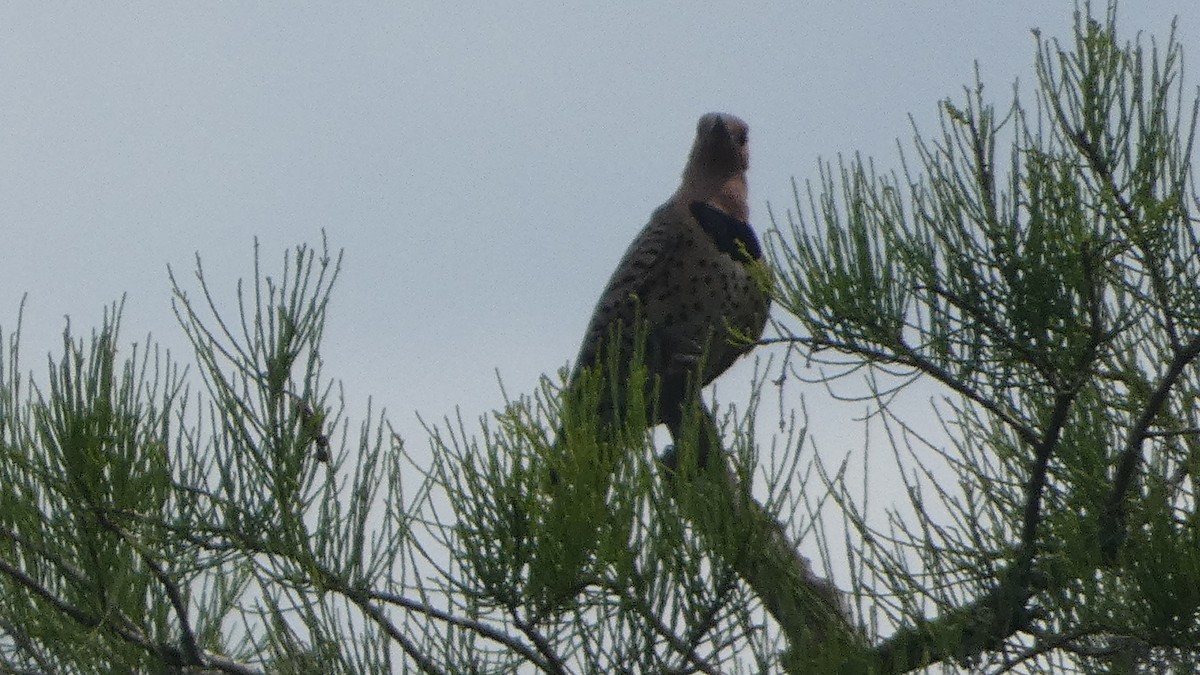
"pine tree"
0,3,1197,672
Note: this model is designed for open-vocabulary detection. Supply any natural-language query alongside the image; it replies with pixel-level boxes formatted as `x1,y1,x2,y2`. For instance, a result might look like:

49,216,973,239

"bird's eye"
737,131,748,146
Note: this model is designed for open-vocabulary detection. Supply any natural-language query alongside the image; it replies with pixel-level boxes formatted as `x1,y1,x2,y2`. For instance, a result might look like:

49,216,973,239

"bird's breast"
642,218,770,381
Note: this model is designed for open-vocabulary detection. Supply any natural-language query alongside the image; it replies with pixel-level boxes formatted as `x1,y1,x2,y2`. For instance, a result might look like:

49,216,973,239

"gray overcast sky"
2,3,1197,468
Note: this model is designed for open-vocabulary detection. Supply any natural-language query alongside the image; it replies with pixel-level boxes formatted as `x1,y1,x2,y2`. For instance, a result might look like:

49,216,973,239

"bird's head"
692,112,749,175
677,112,750,222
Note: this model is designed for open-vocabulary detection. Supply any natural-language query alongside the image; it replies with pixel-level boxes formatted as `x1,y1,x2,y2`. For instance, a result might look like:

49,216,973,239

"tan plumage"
568,112,769,442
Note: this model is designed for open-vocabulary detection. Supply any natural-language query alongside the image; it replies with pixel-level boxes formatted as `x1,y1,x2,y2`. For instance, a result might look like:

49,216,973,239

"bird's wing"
571,204,686,377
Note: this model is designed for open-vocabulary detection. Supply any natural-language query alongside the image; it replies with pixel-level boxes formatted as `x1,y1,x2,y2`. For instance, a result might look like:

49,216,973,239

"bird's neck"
676,171,748,222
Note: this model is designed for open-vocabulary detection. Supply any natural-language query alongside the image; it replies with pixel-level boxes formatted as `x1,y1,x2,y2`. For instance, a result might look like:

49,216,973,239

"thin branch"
141,552,203,667
761,334,1041,448
509,608,568,675
609,571,724,675
94,512,206,669
0,556,260,674
341,587,445,675
367,588,554,670
914,283,1057,382
0,618,54,674
1058,99,1183,351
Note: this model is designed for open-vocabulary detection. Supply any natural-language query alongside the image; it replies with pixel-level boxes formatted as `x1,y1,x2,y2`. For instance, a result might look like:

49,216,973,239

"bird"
559,112,770,470
530,114,770,606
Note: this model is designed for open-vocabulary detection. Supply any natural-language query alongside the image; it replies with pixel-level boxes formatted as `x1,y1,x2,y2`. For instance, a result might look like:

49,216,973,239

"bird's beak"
711,116,728,137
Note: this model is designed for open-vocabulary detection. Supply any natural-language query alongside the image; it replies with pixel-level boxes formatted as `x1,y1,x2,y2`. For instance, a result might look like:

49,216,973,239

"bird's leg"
659,387,714,473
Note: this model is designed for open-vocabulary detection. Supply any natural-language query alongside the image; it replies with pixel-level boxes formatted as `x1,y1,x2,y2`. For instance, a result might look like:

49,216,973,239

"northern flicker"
565,112,769,457
539,115,853,635
532,114,769,605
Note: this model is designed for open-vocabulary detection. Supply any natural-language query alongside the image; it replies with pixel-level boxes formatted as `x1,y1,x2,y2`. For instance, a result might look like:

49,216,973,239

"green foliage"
0,303,184,670
1,2,1199,673
427,350,826,672
770,1,1200,671
0,240,411,673
0,235,838,673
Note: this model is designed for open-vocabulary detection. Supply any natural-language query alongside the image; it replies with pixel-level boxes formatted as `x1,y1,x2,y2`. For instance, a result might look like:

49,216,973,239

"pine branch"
1101,333,1200,561
661,402,870,673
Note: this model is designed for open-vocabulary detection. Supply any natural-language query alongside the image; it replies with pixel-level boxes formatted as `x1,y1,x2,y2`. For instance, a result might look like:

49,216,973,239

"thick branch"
872,566,1041,673
1101,333,1200,561
1017,390,1076,574
661,403,870,673
864,392,1075,674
